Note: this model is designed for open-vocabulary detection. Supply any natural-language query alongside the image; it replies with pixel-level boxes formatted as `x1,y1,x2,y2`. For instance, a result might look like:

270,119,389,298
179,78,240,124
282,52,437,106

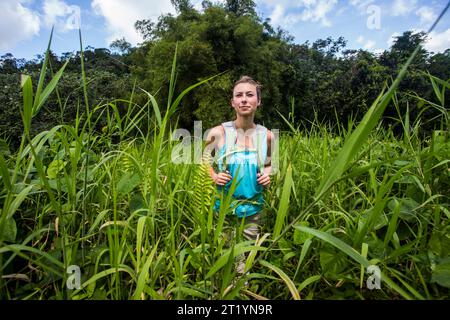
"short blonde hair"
233,75,262,101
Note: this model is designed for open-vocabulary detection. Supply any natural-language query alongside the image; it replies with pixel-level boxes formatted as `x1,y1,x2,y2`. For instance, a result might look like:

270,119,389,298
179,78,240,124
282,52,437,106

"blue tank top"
214,121,268,217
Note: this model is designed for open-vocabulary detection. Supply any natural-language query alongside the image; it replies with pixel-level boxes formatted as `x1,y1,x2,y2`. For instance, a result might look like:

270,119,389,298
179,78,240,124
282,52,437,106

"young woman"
204,75,274,273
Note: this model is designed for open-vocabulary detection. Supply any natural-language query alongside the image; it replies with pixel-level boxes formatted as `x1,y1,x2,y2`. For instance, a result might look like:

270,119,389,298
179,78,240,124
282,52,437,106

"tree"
129,1,293,130
0,53,18,73
171,0,194,13
379,31,442,134
312,36,347,58
110,37,132,54
225,0,257,17
427,49,450,80
380,31,428,70
135,19,155,41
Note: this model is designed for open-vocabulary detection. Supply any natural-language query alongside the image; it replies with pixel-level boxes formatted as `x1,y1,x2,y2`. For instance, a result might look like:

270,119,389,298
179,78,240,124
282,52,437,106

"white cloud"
349,0,373,6
192,0,204,12
43,0,81,32
373,48,384,55
91,0,176,45
302,0,337,27
391,0,417,16
425,28,450,53
260,0,338,27
269,4,285,25
349,0,375,13
356,35,376,50
363,39,376,50
387,32,401,47
0,0,40,51
415,6,436,26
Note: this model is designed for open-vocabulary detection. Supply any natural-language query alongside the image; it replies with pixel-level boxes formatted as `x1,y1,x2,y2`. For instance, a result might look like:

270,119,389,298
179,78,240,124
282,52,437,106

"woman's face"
231,82,260,116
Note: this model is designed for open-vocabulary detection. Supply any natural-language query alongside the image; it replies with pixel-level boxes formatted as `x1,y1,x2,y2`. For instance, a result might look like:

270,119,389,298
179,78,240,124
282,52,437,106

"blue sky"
1,0,449,61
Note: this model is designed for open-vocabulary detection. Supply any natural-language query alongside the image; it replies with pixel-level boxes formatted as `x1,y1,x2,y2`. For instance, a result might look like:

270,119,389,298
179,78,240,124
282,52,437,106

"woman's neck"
234,116,255,131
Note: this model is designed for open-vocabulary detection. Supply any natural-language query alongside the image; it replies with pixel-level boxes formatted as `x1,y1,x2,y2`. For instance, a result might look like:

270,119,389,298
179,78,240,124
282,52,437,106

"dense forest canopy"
1,0,449,147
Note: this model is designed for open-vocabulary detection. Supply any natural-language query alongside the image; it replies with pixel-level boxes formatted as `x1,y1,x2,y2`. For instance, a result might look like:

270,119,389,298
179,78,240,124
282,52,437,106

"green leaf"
220,245,236,296
388,197,419,223
47,178,71,193
360,207,388,231
117,172,141,194
171,286,206,299
429,232,450,257
6,185,33,219
133,240,159,299
0,216,17,243
0,152,12,191
431,262,450,288
33,60,70,116
296,225,370,267
427,71,444,105
0,139,10,156
168,72,225,119
273,164,293,239
33,27,53,112
319,245,349,279
0,244,65,274
260,260,300,300
136,216,147,271
276,109,298,134
295,238,312,276
206,243,265,279
72,266,135,295
47,159,66,179
298,275,321,292
293,221,312,245
140,88,161,128
21,74,33,135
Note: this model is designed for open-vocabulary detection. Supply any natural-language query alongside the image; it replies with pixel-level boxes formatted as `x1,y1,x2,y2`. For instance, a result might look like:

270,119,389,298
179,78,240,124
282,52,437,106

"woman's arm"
204,126,231,185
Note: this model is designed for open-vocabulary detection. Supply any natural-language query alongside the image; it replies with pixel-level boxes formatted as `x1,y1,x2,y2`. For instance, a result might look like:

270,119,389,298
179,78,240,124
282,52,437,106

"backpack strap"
221,121,236,170
253,124,268,173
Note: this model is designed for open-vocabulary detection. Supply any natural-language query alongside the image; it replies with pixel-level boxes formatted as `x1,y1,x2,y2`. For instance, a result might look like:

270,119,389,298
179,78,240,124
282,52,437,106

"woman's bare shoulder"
205,125,225,146
267,129,274,141
211,125,225,134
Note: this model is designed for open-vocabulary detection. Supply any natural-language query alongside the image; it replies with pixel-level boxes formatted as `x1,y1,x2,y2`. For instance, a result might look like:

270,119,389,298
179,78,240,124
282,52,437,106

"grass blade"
140,88,162,128
273,164,293,239
33,27,54,111
132,240,159,300
33,60,70,116
260,260,300,300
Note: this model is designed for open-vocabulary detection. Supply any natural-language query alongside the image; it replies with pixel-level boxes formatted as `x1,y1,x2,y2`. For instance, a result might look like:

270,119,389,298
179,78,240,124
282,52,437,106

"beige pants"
236,213,262,275
242,213,261,241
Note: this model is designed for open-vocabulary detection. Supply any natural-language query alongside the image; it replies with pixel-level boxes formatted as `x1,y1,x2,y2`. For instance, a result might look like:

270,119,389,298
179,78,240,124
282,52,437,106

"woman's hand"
257,172,270,187
213,171,232,186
